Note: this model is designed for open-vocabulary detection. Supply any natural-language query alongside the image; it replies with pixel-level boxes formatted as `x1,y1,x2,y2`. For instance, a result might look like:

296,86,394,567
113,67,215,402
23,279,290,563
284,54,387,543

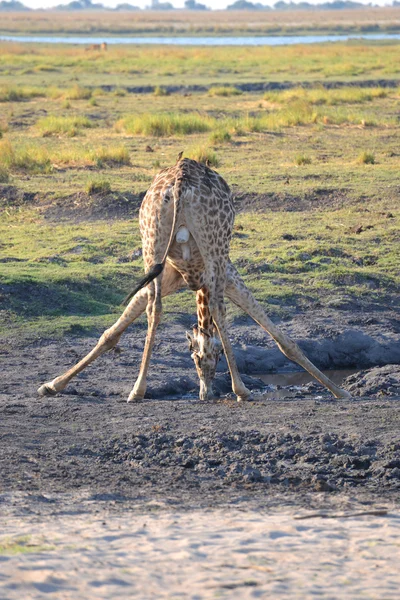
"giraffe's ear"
185,331,194,351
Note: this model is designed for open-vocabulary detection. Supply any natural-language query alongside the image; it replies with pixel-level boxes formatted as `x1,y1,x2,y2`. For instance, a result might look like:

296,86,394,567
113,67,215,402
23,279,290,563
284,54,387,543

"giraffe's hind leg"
127,273,162,402
38,264,184,397
225,262,351,399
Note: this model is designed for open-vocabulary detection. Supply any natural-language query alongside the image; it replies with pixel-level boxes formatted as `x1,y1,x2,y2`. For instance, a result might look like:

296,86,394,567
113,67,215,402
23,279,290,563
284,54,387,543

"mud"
1,310,399,517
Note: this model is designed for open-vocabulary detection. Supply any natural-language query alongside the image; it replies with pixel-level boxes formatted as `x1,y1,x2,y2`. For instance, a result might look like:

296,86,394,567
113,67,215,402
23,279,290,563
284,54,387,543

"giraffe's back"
139,159,235,290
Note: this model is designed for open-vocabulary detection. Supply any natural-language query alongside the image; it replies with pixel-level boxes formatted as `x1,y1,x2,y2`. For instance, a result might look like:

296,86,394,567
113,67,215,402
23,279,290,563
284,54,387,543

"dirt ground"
1,308,399,517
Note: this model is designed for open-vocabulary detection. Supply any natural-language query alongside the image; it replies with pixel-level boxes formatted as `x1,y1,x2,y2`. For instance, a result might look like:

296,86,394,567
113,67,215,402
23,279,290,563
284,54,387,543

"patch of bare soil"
1,184,356,223
233,188,352,213
0,185,145,222
0,310,399,517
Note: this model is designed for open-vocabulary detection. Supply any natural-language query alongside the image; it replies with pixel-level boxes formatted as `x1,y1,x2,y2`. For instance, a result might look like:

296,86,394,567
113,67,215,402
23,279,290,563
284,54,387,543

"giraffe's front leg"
225,262,351,399
207,265,252,402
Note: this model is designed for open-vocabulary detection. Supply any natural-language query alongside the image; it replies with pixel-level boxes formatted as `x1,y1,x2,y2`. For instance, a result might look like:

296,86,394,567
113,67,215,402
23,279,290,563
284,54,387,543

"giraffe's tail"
122,170,185,306
122,262,164,306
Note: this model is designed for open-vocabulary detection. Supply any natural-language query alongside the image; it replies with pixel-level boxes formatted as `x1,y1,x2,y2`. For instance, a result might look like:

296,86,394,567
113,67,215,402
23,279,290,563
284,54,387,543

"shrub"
188,145,219,167
93,146,130,167
208,86,242,97
153,86,169,97
294,154,312,166
86,178,111,195
209,129,232,144
66,85,92,100
0,85,45,103
358,151,375,164
0,166,9,182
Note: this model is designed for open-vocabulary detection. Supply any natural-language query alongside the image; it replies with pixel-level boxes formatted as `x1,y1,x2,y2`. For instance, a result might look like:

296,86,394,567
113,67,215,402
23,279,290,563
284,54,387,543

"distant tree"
226,0,270,9
150,0,174,8
0,0,31,10
274,0,371,8
54,0,105,9
114,2,140,9
184,0,208,9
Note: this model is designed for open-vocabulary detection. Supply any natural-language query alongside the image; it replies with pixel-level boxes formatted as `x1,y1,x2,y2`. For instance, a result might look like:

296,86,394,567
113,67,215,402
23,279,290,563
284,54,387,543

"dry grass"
1,8,400,35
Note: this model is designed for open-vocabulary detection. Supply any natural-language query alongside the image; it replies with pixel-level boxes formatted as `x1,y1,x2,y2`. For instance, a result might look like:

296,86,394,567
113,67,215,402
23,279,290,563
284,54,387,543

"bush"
93,146,130,167
153,86,169,97
0,166,9,182
294,154,312,166
358,151,375,164
188,145,219,167
208,86,242,97
0,85,45,103
86,178,111,195
209,129,232,144
66,85,92,100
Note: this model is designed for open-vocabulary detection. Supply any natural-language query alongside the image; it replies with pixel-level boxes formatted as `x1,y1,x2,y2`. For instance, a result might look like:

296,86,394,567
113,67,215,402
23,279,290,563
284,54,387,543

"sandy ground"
1,507,400,599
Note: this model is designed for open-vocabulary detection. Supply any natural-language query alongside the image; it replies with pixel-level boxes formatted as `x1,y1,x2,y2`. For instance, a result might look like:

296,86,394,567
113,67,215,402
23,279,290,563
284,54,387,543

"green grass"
0,139,130,173
1,198,398,339
0,40,399,341
0,138,52,173
116,113,213,137
1,41,400,91
0,85,46,102
264,86,388,106
36,115,94,137
86,177,111,194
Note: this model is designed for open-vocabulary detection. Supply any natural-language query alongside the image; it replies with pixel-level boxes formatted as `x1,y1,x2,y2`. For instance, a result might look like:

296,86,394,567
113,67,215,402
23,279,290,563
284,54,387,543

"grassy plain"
0,8,400,36
0,40,399,339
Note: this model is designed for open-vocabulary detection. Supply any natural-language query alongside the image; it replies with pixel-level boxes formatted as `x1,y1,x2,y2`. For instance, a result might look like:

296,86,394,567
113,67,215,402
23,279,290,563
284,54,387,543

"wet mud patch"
344,364,400,397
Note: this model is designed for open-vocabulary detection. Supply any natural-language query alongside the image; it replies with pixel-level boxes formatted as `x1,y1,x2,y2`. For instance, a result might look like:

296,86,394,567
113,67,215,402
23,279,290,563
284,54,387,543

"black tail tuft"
122,262,164,306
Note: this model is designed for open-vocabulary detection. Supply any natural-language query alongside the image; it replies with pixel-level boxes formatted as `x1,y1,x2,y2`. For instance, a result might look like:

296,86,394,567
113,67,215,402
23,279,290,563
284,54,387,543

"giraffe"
38,158,350,401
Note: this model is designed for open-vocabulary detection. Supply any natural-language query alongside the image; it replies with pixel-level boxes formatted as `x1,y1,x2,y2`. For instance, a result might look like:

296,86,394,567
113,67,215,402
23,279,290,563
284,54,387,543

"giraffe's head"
186,325,223,400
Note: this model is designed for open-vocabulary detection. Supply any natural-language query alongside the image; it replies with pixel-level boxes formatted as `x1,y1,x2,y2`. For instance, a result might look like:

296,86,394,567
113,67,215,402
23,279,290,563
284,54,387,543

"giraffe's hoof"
236,388,253,402
334,388,352,399
37,383,58,397
127,391,144,403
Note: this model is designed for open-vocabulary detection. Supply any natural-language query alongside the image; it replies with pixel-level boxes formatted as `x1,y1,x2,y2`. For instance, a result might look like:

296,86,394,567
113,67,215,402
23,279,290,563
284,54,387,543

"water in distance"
1,33,400,46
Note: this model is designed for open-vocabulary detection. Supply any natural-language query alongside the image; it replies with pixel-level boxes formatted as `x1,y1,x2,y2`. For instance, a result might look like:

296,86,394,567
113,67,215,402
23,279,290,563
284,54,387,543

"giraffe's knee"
99,328,121,351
